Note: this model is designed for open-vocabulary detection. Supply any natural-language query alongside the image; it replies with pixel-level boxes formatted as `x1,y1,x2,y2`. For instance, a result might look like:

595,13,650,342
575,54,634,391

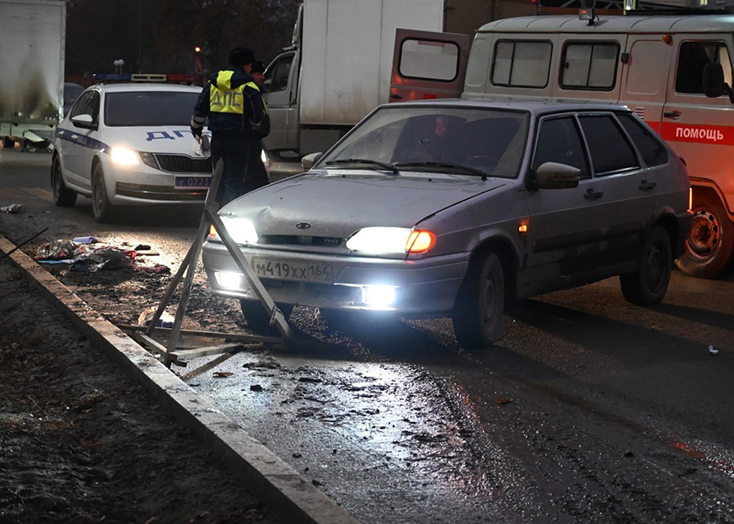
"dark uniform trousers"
243,140,269,194
210,133,251,206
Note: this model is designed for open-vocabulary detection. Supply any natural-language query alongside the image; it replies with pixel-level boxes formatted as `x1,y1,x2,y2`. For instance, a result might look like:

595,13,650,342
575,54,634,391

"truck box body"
299,0,444,126
0,0,65,144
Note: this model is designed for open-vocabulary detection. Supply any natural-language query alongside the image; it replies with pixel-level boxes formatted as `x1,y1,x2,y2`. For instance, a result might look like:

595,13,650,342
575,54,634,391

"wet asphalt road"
1,147,733,523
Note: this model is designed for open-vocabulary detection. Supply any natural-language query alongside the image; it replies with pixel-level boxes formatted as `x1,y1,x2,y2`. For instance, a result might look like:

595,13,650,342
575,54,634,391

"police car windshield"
105,91,200,127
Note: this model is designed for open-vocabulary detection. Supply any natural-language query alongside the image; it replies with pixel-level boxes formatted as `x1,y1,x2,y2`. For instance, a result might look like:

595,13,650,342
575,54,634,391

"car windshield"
104,91,200,127
320,106,529,178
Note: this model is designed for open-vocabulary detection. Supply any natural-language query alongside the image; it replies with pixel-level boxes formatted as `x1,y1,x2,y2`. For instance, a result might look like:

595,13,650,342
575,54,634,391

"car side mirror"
301,152,323,170
532,162,581,190
71,114,97,130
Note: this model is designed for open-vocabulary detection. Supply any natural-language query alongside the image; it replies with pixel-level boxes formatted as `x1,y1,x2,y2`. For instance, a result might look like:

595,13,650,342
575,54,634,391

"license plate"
252,257,333,284
174,176,211,189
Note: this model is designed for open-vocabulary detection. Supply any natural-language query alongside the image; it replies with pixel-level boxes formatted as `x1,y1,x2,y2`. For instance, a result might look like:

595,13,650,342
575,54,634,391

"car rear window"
617,114,668,167
578,115,640,176
104,91,200,127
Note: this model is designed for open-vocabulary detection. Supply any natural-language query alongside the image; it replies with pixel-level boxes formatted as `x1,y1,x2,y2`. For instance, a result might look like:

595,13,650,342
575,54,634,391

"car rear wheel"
92,163,115,223
675,191,734,279
620,225,672,306
452,251,505,349
51,157,77,207
240,300,293,336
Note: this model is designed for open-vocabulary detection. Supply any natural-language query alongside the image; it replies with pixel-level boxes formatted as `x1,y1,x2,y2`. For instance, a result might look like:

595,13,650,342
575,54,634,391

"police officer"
190,46,266,206
242,59,270,195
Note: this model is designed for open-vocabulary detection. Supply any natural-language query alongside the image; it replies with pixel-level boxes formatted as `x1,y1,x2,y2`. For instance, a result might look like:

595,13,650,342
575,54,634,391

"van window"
561,42,619,90
492,41,552,88
617,114,668,167
675,41,733,94
399,39,460,82
263,55,293,94
532,117,589,179
579,115,639,175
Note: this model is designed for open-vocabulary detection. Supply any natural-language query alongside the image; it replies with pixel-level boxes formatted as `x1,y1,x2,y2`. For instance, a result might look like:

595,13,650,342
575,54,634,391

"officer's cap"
251,60,266,74
228,47,255,67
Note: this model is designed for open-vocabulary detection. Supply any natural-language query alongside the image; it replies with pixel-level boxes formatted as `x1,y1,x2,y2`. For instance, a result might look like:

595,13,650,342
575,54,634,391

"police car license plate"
175,176,211,189
252,257,333,284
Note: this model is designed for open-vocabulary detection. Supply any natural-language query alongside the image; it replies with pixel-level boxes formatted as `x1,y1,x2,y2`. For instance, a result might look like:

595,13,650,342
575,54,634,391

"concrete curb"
0,235,362,524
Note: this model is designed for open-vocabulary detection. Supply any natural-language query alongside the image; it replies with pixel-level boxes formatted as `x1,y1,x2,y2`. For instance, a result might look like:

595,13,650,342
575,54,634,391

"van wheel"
621,226,671,305
92,163,115,223
240,300,293,336
51,157,77,207
452,251,505,349
676,191,734,279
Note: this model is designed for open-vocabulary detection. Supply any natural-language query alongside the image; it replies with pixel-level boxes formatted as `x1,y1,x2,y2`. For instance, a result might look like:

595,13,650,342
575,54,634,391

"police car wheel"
675,190,734,279
51,157,77,207
92,163,115,223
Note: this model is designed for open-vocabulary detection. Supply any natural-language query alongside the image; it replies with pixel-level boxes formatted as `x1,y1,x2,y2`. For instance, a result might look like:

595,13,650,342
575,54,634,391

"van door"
261,51,299,153
621,37,674,133
390,28,471,102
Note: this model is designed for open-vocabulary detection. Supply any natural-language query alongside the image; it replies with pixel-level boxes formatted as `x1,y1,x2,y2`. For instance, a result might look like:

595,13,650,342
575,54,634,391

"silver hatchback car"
202,100,693,348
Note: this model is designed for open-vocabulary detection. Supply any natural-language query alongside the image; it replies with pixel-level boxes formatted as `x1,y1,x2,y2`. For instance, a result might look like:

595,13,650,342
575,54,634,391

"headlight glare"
110,146,139,166
346,227,412,255
220,216,258,244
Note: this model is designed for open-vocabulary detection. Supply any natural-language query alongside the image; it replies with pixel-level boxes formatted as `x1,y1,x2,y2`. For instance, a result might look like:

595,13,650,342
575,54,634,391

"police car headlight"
110,147,140,166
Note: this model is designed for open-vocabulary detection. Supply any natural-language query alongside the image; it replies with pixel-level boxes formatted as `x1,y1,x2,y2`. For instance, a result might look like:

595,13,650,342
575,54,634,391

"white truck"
0,0,66,151
261,0,449,158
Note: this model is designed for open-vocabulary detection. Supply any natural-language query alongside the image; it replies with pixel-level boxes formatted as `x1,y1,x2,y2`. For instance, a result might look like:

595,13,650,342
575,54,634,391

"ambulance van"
390,13,734,278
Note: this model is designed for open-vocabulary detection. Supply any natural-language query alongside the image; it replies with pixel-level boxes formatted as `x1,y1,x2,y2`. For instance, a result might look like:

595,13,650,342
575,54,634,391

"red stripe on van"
655,122,734,146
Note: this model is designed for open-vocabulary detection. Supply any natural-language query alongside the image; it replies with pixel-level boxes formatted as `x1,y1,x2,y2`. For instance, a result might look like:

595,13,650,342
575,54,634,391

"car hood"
101,126,209,156
221,171,506,237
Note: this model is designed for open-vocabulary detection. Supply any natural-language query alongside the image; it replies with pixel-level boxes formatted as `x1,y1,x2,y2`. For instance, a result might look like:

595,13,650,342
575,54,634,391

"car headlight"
209,216,258,245
110,146,139,166
346,227,436,255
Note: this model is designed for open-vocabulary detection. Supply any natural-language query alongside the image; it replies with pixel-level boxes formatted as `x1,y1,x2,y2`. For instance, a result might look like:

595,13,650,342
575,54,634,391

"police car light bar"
92,73,132,82
131,74,168,83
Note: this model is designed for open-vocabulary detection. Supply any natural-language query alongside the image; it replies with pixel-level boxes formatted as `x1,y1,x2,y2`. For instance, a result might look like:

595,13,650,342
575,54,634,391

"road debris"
709,345,719,355
0,203,21,213
35,238,169,273
138,307,175,328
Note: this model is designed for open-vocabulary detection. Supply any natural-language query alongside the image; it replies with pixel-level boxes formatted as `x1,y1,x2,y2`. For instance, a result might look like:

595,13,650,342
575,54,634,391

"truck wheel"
240,300,292,336
92,163,115,222
675,191,734,279
51,157,77,207
452,251,505,349
620,225,672,305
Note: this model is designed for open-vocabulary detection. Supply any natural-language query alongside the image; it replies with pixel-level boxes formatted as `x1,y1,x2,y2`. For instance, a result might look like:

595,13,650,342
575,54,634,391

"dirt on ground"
0,260,280,524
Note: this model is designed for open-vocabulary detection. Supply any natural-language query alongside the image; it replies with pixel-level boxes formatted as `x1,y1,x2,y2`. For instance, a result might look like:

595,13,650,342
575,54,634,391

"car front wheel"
92,163,115,222
51,157,77,207
452,251,505,349
620,225,672,306
675,190,734,279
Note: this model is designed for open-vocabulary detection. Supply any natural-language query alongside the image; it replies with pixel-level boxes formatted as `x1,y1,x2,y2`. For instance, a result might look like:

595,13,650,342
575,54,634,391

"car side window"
69,91,92,119
617,114,668,167
87,92,101,123
578,115,640,176
675,41,733,94
532,117,589,179
263,55,293,94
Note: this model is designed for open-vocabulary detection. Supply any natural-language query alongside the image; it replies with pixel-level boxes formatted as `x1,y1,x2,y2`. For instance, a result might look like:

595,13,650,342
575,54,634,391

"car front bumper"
202,242,471,316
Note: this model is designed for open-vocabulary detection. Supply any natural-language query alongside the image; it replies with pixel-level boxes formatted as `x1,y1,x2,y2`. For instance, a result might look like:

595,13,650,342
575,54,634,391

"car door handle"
663,111,681,119
70,134,78,140
639,180,657,191
584,188,603,200
390,94,403,100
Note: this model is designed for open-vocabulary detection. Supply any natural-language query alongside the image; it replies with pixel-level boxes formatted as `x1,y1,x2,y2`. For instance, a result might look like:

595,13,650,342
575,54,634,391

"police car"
51,79,211,222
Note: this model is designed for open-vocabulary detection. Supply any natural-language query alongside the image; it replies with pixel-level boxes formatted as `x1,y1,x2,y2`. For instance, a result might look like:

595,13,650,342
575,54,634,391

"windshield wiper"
325,158,400,174
394,161,489,178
